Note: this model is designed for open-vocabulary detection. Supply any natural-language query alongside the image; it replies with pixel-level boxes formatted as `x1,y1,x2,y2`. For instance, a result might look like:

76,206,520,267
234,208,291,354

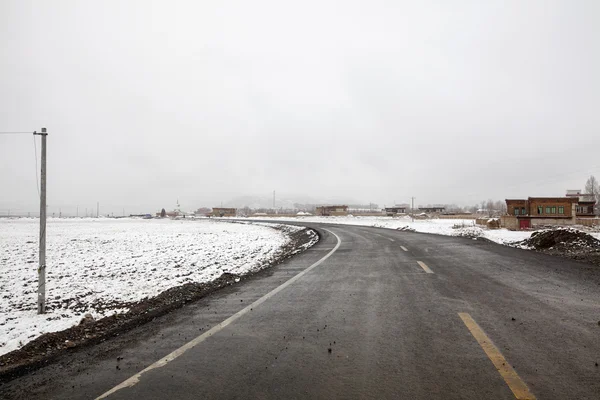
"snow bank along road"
248,215,600,244
0,218,313,356
2,223,600,399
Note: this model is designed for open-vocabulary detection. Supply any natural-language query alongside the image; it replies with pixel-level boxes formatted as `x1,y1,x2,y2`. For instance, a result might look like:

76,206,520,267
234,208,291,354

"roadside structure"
418,206,445,213
211,207,237,217
384,205,408,216
315,205,349,216
565,190,596,217
503,197,579,230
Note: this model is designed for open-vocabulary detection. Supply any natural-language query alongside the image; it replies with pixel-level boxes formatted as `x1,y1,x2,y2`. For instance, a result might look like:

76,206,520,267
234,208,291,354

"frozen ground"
247,215,535,244
0,218,313,356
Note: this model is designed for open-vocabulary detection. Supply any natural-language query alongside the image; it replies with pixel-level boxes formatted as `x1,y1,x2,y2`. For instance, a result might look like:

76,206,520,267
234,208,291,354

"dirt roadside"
514,228,600,267
0,225,318,383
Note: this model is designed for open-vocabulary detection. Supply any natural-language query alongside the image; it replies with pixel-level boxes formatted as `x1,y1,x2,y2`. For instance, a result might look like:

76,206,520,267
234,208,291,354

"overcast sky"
1,0,599,215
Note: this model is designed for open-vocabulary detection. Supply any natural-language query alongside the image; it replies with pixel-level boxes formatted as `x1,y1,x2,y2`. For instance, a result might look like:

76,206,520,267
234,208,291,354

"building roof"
506,197,579,203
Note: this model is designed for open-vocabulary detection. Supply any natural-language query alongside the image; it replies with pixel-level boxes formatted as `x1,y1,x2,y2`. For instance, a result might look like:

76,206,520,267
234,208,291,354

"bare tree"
486,199,495,217
160,208,166,218
494,200,507,215
584,175,600,215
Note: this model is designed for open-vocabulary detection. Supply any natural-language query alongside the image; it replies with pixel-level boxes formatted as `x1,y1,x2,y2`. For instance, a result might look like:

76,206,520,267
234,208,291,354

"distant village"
151,188,599,231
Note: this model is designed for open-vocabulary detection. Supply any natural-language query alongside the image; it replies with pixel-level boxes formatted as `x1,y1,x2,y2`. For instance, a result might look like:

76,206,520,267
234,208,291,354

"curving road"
3,224,600,399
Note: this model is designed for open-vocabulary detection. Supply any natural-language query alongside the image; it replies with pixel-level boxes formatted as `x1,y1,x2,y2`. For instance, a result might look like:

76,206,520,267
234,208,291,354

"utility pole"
34,128,47,314
273,190,276,211
411,197,416,222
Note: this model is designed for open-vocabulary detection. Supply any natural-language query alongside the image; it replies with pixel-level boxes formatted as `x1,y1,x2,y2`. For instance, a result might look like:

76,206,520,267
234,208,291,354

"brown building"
211,207,237,217
565,190,596,217
504,197,578,229
315,205,349,216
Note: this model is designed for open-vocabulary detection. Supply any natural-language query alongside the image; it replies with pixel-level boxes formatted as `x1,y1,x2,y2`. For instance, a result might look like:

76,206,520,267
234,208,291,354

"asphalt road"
2,224,600,399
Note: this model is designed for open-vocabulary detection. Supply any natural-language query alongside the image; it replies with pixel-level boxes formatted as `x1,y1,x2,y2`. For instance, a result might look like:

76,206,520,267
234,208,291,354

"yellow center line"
417,261,433,274
458,313,536,400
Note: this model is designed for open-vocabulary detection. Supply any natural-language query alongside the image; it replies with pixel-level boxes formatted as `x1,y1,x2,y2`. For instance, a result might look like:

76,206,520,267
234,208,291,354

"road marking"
97,229,342,399
417,261,433,274
388,238,395,242
458,313,536,400
400,246,408,252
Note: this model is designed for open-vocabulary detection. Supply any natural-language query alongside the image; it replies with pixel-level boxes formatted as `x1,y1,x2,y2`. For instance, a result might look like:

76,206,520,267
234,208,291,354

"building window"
551,206,556,214
521,208,526,215
538,206,543,214
545,206,551,214
558,206,564,214
514,208,519,216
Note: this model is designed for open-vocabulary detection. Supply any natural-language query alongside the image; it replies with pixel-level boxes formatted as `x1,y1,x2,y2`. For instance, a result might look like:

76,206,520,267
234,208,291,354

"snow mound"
452,226,484,238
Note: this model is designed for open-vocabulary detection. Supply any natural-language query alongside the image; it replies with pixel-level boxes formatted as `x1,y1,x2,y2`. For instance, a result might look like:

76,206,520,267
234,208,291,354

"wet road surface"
3,224,600,399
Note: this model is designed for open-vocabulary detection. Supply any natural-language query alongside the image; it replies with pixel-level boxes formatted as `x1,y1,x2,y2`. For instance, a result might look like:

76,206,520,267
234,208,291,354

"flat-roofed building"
211,207,237,217
315,205,348,216
503,197,578,229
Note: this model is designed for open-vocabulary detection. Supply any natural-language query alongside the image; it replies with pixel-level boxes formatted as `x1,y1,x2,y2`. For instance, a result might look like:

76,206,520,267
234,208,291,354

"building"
384,205,408,216
503,197,578,229
211,207,237,217
418,206,445,213
315,205,348,216
194,207,211,216
565,190,596,217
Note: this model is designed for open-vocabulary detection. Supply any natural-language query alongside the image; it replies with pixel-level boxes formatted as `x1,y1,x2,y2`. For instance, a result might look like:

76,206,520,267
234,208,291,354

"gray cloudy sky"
1,0,599,214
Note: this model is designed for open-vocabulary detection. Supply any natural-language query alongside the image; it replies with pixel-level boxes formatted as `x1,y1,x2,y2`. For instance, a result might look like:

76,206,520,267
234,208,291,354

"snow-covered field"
0,218,313,356
248,215,535,244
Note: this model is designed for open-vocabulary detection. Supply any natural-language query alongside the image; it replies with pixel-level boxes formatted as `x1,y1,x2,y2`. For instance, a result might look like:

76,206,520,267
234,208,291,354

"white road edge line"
96,229,342,399
400,246,408,251
417,261,434,274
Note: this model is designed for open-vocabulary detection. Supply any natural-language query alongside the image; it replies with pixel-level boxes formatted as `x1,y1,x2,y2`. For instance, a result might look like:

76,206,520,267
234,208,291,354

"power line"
0,131,34,134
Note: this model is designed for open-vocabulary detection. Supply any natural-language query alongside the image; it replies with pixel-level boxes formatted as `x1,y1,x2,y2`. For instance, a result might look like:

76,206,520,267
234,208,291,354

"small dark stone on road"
327,348,332,353
595,362,598,367
511,317,516,321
